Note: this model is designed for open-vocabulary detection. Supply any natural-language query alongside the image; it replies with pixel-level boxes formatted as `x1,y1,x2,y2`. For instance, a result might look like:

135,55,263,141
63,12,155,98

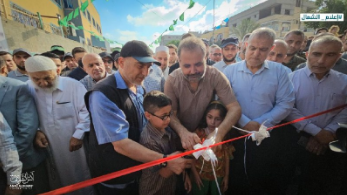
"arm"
215,101,241,142
324,107,347,134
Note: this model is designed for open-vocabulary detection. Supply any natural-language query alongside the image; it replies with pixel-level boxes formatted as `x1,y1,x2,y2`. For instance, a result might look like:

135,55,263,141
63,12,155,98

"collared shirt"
295,58,347,75
27,77,90,140
165,66,237,131
0,112,22,185
80,73,111,91
286,66,347,135
283,54,306,71
223,60,295,127
89,71,146,144
235,52,243,62
144,64,165,93
7,69,29,82
139,122,177,195
163,66,169,80
213,60,235,72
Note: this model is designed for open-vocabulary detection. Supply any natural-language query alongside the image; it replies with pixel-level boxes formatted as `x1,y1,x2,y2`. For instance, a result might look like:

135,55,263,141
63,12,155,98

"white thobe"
28,77,93,195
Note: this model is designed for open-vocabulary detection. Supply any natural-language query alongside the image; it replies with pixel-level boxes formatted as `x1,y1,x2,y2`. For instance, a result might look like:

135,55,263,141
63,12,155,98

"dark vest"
84,75,142,184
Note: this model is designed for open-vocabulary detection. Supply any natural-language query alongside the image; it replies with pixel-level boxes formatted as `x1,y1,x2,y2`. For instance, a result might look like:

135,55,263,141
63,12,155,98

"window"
296,0,301,7
53,0,62,7
92,18,96,27
87,38,91,46
67,22,77,36
63,0,73,8
285,9,290,15
87,10,91,22
80,1,86,16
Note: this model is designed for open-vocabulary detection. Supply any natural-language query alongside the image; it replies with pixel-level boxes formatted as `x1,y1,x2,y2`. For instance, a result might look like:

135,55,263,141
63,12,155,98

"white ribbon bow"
233,121,270,146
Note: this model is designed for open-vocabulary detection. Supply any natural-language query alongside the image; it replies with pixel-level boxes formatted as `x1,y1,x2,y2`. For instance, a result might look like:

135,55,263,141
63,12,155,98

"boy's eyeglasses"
149,111,172,121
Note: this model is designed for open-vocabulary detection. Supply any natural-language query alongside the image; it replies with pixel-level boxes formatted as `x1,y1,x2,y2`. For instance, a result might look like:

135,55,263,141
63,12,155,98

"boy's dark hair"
143,90,172,113
40,51,60,59
198,101,227,129
71,47,87,58
0,51,11,56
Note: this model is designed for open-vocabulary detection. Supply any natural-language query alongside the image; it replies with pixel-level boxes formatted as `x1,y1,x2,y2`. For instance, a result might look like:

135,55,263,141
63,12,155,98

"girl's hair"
197,101,227,129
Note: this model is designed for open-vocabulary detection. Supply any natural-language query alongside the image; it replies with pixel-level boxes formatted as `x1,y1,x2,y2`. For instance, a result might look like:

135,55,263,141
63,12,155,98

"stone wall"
2,18,104,54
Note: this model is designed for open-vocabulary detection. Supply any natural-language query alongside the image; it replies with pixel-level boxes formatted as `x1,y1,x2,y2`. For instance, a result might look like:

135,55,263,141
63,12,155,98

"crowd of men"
0,25,346,195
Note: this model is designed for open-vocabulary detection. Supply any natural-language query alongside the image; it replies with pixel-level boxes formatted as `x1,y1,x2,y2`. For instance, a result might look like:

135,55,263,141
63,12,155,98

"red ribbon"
40,104,347,195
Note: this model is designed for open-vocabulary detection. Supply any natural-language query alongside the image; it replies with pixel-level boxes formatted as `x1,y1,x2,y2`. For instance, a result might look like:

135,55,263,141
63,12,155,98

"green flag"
154,39,158,44
91,0,96,2
81,0,89,12
67,12,73,21
59,16,68,27
99,36,104,41
77,26,84,30
179,12,184,21
158,35,162,44
173,19,177,25
73,7,80,18
169,25,174,31
188,0,195,9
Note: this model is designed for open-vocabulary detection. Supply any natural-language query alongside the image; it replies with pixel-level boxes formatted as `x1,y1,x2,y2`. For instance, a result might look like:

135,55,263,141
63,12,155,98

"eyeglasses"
213,53,222,56
103,60,113,64
149,111,172,121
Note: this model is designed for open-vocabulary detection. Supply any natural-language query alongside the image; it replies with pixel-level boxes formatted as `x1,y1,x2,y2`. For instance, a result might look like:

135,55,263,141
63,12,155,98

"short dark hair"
0,51,11,56
284,30,305,39
167,44,178,52
181,32,195,40
40,51,60,59
71,47,87,58
143,91,172,113
315,28,328,35
78,59,83,68
198,101,227,129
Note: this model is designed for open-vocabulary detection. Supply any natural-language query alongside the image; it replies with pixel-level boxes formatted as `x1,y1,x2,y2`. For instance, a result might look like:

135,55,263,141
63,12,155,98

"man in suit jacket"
0,76,48,195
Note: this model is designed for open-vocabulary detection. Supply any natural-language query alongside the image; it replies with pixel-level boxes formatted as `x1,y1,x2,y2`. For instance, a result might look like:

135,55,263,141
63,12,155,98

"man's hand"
35,130,48,148
243,121,261,132
306,137,327,155
69,137,83,152
166,151,193,175
315,129,335,144
179,131,201,150
221,175,229,192
5,186,21,195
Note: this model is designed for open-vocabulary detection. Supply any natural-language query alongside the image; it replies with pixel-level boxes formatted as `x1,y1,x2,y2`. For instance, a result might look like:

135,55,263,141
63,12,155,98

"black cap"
201,38,209,46
63,52,73,60
13,48,31,56
114,53,120,62
99,52,114,61
221,37,239,48
120,40,160,65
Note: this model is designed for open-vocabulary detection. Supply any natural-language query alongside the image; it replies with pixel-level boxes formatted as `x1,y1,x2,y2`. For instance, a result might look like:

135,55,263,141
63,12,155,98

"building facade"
200,27,229,46
0,0,105,48
228,0,317,38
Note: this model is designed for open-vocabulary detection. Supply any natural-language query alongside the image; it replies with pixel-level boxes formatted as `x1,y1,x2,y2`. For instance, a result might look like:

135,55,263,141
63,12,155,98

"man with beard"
167,44,178,67
164,36,241,151
61,52,78,76
0,51,16,71
143,46,166,92
80,53,108,91
154,46,170,79
223,28,295,194
213,37,239,72
283,30,306,71
7,48,31,82
25,56,93,195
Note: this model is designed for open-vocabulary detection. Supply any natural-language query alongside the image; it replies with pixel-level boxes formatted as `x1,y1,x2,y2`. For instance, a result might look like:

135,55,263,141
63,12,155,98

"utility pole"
212,0,215,44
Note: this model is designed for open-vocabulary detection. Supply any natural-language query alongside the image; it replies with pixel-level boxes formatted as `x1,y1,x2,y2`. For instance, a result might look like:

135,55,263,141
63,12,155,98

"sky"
93,0,267,48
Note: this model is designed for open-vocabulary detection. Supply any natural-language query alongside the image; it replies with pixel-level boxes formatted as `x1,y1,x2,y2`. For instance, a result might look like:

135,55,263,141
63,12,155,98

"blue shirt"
89,71,146,144
235,52,243,62
223,60,295,127
286,66,347,136
143,64,165,92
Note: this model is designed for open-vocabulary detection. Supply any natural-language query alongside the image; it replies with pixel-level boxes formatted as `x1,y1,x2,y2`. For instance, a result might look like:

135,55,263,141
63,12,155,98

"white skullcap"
25,56,57,73
155,46,169,54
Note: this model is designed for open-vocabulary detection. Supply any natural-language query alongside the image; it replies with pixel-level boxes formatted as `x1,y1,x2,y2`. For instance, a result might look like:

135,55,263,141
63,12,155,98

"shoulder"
0,76,25,87
331,69,347,82
295,55,306,63
223,61,242,74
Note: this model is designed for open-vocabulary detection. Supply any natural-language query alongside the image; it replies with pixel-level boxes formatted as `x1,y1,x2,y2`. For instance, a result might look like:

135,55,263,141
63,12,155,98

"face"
301,37,307,51
317,29,327,34
330,27,338,34
245,37,274,68
343,40,347,52
267,44,287,63
102,57,114,74
222,44,238,62
211,48,222,62
179,48,205,83
2,54,16,71
307,41,342,78
119,57,151,86
51,58,62,75
29,70,58,89
0,64,8,76
284,33,304,55
13,52,30,71
145,105,172,130
73,52,87,62
169,48,177,64
155,51,169,72
206,109,223,131
83,55,106,81
65,57,78,70
241,38,249,52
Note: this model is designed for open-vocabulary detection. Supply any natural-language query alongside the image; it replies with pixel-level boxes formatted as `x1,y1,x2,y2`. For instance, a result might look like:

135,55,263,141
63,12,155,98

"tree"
166,40,180,47
230,19,260,40
304,0,347,33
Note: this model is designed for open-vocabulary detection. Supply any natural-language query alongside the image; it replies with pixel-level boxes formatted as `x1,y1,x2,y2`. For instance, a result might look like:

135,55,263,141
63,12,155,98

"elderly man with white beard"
25,56,93,195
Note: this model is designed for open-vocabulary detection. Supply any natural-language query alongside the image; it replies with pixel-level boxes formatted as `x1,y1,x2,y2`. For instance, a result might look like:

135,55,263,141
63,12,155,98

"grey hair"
248,27,276,45
242,33,251,42
178,36,206,58
274,39,289,51
210,44,219,49
309,32,343,51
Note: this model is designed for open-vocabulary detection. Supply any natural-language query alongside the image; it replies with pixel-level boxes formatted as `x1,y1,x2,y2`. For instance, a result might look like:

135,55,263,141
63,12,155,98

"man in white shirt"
25,56,93,195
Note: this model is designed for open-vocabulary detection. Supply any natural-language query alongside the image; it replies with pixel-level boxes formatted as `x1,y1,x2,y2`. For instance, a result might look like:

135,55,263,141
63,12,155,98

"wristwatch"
160,154,168,168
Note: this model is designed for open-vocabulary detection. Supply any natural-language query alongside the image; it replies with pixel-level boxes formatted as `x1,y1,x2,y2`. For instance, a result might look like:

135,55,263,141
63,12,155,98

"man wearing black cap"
7,48,31,82
85,40,191,194
99,52,115,74
213,37,239,72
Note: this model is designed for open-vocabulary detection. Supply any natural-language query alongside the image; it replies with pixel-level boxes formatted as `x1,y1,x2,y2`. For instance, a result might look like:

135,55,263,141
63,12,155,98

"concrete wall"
2,18,103,54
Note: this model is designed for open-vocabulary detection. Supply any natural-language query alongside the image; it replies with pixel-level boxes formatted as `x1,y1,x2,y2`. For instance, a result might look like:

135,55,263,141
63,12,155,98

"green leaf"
81,0,89,12
173,19,177,25
73,7,80,18
169,25,174,31
188,0,195,9
179,12,184,21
